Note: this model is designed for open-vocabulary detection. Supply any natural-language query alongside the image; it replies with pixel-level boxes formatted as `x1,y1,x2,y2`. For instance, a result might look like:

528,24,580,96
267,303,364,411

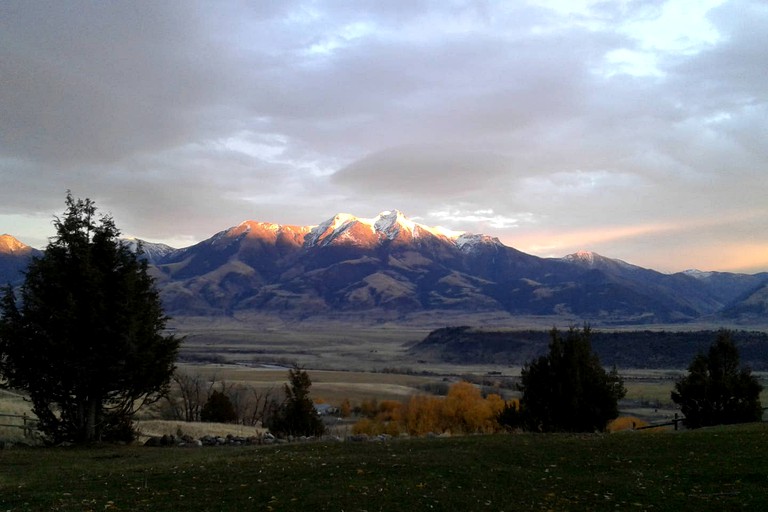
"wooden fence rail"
634,407,768,432
633,413,683,431
0,413,39,438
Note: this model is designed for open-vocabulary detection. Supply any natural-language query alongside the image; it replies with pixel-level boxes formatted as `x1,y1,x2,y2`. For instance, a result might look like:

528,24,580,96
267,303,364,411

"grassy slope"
2,424,767,511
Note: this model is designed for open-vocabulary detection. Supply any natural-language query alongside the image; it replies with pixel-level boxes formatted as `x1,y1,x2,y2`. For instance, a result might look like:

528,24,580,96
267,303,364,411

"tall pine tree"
0,193,179,443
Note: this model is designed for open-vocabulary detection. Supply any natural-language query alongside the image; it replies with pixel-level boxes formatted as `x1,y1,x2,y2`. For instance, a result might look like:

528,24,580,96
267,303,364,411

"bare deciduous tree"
164,371,279,426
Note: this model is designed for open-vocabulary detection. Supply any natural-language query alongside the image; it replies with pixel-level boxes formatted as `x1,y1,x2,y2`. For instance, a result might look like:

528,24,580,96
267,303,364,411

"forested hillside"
410,327,768,369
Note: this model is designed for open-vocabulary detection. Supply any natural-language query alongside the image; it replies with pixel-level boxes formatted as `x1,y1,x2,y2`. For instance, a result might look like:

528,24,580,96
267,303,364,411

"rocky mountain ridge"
2,213,767,324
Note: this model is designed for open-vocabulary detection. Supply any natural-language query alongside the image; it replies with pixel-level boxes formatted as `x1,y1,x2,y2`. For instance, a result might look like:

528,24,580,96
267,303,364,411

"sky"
1,0,767,274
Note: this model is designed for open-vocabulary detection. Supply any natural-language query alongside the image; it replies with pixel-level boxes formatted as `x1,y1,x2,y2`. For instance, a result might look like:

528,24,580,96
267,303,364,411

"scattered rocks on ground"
142,430,399,447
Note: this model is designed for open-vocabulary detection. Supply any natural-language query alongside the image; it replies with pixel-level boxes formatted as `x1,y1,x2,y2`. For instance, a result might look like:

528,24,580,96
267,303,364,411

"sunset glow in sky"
1,1,766,273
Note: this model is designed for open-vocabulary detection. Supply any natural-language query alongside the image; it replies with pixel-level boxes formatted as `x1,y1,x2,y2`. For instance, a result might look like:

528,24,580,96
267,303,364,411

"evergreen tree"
518,326,625,432
0,193,179,443
267,366,325,437
496,400,524,431
201,390,238,423
672,330,763,428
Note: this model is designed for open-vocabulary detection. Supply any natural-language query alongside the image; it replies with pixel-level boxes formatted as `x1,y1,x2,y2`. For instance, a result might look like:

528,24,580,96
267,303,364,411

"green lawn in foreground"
1,424,767,511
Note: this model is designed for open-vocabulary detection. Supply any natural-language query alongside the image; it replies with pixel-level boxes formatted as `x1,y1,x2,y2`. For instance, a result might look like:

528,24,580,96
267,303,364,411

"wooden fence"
634,407,768,432
633,413,683,431
0,413,39,438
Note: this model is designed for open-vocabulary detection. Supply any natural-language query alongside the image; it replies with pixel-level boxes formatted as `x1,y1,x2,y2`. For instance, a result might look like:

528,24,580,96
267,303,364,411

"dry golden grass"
134,420,265,442
173,365,440,406
606,416,649,432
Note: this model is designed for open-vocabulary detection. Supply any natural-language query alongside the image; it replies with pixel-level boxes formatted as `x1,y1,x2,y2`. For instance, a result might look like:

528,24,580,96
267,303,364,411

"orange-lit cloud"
515,222,681,256
508,209,767,272
662,242,768,274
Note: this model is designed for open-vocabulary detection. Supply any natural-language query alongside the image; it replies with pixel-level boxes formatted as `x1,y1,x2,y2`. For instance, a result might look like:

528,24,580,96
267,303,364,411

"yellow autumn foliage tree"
403,395,443,436
352,381,513,436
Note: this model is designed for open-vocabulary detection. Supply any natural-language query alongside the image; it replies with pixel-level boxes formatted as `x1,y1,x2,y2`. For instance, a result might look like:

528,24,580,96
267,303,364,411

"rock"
144,437,161,447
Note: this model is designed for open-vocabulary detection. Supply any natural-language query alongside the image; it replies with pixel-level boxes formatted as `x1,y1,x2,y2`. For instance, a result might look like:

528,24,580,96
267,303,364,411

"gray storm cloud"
1,0,766,272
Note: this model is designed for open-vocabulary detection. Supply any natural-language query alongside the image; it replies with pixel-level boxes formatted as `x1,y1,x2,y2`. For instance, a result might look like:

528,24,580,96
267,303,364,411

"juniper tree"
672,330,763,428
201,390,238,423
518,326,625,432
267,365,325,437
0,193,179,443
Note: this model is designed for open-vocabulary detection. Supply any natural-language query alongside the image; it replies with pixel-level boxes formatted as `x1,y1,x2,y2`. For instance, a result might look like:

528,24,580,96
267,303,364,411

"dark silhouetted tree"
267,366,325,437
497,400,524,431
201,390,238,423
518,326,625,432
672,330,763,428
0,193,179,443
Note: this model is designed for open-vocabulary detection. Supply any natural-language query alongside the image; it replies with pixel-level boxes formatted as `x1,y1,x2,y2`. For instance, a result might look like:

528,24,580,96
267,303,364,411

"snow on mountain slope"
0,234,41,285
455,233,505,252
305,210,467,248
562,251,636,270
682,269,715,279
122,238,178,264
0,234,34,255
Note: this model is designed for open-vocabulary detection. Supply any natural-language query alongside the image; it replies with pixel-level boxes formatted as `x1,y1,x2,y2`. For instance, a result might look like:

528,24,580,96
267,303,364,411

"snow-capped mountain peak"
454,233,503,252
564,250,599,265
121,238,178,263
0,234,31,254
305,210,465,248
683,269,714,279
305,213,361,247
373,210,414,239
561,250,638,271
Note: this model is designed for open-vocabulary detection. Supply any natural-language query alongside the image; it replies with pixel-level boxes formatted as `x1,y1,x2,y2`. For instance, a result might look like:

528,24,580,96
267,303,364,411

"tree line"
353,326,764,435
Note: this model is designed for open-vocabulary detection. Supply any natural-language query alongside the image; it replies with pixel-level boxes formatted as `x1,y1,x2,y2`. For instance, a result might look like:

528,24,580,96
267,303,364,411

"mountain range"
2,211,767,324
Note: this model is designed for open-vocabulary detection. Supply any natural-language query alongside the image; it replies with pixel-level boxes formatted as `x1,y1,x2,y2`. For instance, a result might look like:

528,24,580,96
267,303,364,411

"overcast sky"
2,1,766,273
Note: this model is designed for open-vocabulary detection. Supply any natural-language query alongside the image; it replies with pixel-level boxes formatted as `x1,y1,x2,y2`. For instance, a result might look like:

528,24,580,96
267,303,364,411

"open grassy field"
2,424,767,511
171,365,448,405
172,314,768,374
174,317,431,371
